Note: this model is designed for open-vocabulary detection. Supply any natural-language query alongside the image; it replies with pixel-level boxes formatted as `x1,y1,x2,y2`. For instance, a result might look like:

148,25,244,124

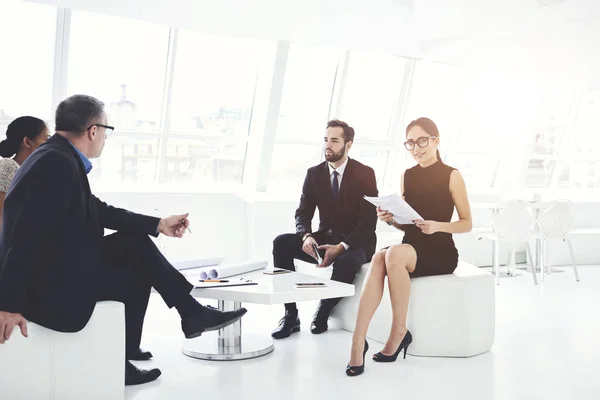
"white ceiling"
27,0,600,81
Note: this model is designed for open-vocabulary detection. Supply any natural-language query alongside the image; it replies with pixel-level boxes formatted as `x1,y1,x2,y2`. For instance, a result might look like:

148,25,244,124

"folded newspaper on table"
364,193,423,225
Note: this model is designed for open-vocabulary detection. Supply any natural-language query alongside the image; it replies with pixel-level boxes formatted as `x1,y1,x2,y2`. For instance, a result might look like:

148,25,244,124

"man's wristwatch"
386,221,393,226
302,233,312,242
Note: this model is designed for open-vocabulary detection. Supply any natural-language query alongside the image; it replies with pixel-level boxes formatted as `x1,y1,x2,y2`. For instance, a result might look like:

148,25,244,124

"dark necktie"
332,171,339,200
331,170,341,242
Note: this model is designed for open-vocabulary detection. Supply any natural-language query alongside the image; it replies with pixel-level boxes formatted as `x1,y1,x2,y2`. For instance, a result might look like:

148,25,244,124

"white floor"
127,265,600,400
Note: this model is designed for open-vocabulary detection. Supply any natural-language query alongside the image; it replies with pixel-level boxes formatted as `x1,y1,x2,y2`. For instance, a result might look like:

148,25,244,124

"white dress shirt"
328,157,348,188
328,158,349,251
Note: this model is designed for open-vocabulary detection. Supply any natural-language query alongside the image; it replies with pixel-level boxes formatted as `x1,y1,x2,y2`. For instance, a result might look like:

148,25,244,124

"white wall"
96,191,600,269
96,192,249,264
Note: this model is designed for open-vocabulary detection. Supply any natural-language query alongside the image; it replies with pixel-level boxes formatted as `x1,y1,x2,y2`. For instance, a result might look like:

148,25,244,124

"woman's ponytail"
1,116,47,158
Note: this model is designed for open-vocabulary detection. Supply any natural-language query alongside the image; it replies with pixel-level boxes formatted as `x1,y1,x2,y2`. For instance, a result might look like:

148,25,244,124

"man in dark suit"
271,120,378,339
0,95,247,386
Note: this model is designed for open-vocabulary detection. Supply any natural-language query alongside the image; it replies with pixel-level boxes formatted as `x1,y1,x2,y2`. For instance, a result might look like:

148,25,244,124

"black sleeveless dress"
398,161,459,278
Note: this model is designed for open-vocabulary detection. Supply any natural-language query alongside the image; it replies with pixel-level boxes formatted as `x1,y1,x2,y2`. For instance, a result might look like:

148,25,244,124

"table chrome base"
182,333,274,361
181,300,274,361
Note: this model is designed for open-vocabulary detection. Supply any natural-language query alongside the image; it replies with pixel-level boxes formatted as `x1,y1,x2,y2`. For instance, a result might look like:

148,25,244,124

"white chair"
478,200,538,285
536,199,580,282
0,301,126,400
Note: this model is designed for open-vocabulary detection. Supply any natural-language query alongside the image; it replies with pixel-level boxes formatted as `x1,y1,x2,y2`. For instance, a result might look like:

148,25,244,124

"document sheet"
364,193,423,225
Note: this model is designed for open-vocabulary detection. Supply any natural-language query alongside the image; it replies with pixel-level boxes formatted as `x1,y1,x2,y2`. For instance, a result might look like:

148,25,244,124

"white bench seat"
0,301,125,400
331,261,495,358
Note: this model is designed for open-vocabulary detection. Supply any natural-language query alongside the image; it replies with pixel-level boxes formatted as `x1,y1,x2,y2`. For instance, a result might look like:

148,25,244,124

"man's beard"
324,147,345,163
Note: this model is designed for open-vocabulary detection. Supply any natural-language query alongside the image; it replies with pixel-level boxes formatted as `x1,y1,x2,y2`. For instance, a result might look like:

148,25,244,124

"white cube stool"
0,301,126,400
331,261,495,357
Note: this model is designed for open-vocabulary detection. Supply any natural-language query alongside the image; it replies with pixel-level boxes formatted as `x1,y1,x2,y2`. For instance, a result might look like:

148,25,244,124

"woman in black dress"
346,117,472,376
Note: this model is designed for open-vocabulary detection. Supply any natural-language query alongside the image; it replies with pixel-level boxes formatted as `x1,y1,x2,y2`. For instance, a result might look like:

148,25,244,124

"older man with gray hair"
0,94,246,386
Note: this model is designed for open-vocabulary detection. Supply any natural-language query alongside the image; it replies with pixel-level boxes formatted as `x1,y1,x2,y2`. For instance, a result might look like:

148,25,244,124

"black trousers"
272,233,366,312
96,231,193,357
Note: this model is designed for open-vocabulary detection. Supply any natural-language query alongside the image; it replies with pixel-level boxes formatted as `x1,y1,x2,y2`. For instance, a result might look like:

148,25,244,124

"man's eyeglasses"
404,136,437,151
88,124,115,137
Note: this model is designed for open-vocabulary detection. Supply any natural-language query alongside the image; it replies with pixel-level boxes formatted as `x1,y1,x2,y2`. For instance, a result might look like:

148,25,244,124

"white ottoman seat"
0,301,126,400
331,261,495,357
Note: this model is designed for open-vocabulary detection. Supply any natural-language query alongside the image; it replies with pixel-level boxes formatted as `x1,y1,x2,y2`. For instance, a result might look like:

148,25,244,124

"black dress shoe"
128,348,153,361
310,307,330,334
182,305,248,339
125,361,161,386
310,316,328,334
271,311,300,339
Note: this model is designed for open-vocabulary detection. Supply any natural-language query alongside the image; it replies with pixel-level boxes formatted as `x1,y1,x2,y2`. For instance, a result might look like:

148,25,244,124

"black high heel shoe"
346,339,369,377
373,330,412,362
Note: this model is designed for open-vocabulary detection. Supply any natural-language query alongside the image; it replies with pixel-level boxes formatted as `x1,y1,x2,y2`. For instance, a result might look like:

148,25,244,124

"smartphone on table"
295,282,327,288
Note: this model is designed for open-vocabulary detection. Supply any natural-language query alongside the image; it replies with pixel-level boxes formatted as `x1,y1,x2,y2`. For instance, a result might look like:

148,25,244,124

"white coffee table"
182,269,354,361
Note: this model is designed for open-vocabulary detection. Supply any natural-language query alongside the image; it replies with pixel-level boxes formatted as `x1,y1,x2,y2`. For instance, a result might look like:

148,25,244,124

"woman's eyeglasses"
404,136,437,151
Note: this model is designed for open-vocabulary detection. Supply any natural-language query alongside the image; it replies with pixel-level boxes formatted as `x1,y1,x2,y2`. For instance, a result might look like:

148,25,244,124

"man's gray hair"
55,95,105,136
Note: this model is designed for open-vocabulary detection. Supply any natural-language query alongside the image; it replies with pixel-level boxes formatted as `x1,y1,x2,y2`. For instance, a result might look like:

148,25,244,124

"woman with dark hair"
0,116,50,223
345,117,472,376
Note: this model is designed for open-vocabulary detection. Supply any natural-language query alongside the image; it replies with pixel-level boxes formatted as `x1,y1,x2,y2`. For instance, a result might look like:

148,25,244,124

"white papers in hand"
364,193,423,224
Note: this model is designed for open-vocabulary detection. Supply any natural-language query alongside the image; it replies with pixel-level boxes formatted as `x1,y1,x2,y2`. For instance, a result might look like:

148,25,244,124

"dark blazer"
295,158,378,260
0,134,160,333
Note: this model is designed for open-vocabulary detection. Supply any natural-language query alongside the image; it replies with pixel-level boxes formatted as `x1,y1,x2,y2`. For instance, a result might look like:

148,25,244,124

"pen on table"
199,279,229,283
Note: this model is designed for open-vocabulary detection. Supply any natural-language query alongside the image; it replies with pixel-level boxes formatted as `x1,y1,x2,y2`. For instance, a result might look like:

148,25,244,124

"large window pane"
167,31,271,183
350,143,389,184
88,135,161,183
404,60,467,149
523,87,577,188
456,73,537,153
337,52,406,141
169,31,267,135
567,88,600,158
276,44,340,141
532,87,576,156
163,137,246,183
68,11,169,187
558,161,600,188
270,44,340,191
269,144,322,191
0,1,56,136
68,11,169,131
445,153,499,188
525,158,556,187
